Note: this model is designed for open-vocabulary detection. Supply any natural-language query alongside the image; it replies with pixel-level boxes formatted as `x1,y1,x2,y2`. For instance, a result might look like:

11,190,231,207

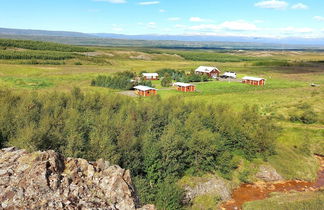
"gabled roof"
242,76,265,81
134,85,157,91
195,66,220,73
142,73,159,77
173,82,194,87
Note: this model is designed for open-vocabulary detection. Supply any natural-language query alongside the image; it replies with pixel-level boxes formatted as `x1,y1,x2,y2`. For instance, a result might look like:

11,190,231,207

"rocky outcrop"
256,165,283,182
0,147,155,210
182,176,232,204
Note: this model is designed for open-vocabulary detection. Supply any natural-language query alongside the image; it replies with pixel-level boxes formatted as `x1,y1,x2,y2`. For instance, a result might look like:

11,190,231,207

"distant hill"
0,27,94,38
92,33,324,46
1,27,324,50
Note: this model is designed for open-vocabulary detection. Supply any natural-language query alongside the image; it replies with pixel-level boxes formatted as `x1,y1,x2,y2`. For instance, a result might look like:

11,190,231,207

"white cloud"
147,22,157,28
168,17,181,21
291,3,308,10
93,0,126,3
189,17,211,22
139,1,160,5
281,27,313,33
220,20,258,31
189,24,220,31
174,24,187,29
189,20,258,31
159,9,166,13
254,0,288,10
314,16,324,21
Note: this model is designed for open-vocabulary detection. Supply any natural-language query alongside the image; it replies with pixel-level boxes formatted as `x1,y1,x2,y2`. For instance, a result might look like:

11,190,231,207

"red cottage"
134,85,157,96
142,73,159,80
242,76,265,86
173,82,196,92
195,66,221,78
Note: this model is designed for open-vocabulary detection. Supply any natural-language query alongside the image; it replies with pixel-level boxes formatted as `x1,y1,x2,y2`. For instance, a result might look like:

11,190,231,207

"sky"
0,0,324,38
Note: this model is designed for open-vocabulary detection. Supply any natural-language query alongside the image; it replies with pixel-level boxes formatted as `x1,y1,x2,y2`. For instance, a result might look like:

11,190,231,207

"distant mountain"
92,33,324,46
0,27,94,38
1,27,324,49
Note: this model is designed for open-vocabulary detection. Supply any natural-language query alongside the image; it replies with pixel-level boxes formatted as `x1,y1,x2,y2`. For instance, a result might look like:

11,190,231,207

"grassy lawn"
243,191,324,210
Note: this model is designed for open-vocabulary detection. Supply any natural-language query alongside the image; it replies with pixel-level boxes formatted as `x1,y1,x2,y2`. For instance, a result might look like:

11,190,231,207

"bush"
161,74,172,87
0,90,278,209
91,71,136,90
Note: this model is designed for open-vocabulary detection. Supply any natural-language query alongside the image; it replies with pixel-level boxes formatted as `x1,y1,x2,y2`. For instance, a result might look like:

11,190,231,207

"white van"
221,72,237,79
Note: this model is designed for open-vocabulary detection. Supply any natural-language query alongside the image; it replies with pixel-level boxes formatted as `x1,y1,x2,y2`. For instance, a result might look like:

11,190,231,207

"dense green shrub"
91,71,136,90
91,71,153,90
289,103,317,124
161,73,172,87
0,89,277,208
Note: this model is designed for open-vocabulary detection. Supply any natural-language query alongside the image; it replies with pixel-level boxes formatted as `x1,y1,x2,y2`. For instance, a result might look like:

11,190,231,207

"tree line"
0,38,91,52
91,71,152,90
0,89,277,209
0,50,76,60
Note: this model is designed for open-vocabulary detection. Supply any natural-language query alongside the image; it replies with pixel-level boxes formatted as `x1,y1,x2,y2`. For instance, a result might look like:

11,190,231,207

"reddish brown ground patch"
221,155,324,210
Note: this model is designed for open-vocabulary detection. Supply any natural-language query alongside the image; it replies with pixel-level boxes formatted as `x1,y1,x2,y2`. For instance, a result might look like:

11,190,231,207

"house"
142,73,159,80
195,66,221,78
242,76,265,86
173,82,196,92
134,85,157,96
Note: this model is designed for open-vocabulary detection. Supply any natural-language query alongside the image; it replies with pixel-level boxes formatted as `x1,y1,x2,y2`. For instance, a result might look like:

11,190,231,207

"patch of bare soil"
220,155,324,210
81,52,114,57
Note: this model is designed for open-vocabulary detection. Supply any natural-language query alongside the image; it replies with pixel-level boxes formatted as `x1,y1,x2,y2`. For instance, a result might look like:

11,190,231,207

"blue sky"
1,0,324,38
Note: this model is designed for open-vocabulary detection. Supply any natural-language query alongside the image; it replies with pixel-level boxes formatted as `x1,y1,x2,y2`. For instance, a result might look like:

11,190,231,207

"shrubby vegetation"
157,68,210,83
176,51,258,62
289,103,318,124
0,50,76,60
91,71,152,90
0,89,277,209
0,38,91,52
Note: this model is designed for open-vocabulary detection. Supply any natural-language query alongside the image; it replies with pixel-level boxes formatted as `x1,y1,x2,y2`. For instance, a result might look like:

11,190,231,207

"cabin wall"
242,79,265,86
144,76,159,80
176,85,195,92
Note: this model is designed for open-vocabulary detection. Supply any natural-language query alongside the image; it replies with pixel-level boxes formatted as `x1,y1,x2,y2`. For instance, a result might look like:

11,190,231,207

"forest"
0,88,277,209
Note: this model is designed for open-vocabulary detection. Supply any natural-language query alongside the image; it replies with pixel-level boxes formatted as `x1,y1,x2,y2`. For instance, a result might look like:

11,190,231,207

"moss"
189,194,222,210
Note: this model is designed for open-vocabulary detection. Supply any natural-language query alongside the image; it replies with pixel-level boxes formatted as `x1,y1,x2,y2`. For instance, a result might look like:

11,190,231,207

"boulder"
182,176,232,204
256,165,283,182
0,147,155,210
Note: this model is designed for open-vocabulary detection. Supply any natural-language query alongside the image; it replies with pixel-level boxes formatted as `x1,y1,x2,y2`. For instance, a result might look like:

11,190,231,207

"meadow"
0,39,323,209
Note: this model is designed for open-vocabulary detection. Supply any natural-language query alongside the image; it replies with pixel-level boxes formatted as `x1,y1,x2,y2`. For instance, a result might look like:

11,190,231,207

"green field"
0,39,323,209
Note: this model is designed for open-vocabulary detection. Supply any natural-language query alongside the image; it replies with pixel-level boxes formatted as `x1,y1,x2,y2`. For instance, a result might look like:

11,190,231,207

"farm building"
142,73,159,80
242,76,265,86
195,66,221,78
134,85,157,96
173,82,196,92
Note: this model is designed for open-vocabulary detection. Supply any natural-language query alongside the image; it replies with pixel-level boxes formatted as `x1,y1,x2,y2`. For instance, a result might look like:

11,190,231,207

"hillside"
0,38,323,209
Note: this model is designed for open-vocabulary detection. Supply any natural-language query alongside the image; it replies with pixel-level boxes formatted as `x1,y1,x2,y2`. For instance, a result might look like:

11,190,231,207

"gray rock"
0,147,155,210
256,165,283,182
182,177,232,204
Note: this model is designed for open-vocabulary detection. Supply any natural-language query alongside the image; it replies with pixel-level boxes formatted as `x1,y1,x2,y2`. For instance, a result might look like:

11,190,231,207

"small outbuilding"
173,82,196,92
242,76,265,86
142,73,159,80
195,66,221,78
134,85,157,96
